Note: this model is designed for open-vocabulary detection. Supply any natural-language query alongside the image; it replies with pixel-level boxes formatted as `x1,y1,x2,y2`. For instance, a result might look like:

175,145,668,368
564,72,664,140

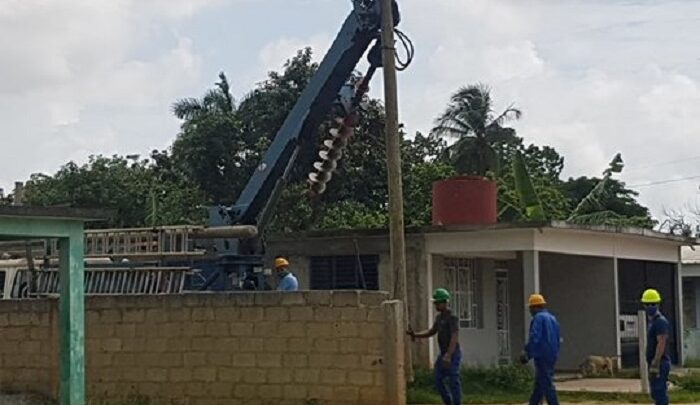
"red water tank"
432,176,497,225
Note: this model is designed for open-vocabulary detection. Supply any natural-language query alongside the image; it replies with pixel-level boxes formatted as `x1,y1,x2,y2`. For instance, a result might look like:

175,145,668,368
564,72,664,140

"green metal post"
58,225,85,405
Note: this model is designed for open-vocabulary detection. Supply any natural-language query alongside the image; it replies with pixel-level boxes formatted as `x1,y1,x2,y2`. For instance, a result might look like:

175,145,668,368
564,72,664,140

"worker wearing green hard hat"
641,288,670,405
407,288,461,405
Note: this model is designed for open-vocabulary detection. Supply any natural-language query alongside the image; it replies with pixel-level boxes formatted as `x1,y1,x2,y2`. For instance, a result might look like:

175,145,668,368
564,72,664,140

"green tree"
433,84,521,176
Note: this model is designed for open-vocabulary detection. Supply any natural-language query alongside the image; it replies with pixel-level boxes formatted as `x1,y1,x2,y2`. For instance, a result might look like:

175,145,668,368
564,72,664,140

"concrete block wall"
0,291,404,405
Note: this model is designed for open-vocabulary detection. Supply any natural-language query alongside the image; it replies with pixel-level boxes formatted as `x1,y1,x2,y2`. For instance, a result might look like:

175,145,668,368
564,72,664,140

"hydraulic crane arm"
210,0,400,233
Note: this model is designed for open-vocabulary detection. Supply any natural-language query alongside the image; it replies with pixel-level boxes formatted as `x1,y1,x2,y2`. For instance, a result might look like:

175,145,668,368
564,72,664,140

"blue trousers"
529,359,559,405
649,360,670,405
434,349,462,405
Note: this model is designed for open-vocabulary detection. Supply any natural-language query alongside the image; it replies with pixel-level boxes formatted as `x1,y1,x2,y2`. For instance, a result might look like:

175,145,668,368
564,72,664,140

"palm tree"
172,72,235,120
433,84,521,176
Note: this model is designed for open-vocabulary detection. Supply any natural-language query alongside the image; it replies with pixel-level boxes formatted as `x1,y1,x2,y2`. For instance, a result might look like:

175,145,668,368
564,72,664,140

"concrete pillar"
676,262,685,364
383,300,406,405
613,257,622,369
694,280,700,328
522,251,540,340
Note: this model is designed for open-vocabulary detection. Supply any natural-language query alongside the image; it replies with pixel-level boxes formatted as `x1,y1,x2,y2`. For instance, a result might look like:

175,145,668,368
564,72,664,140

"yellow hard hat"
641,289,661,304
274,257,289,269
528,294,546,307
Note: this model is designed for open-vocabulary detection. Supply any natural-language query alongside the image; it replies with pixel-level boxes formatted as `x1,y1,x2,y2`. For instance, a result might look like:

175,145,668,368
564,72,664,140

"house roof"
269,220,697,245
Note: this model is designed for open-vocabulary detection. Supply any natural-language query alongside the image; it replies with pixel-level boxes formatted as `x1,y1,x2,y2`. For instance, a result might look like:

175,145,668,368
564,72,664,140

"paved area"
557,378,643,393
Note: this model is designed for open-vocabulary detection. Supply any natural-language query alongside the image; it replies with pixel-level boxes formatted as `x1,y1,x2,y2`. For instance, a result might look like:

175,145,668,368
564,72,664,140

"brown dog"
578,355,619,377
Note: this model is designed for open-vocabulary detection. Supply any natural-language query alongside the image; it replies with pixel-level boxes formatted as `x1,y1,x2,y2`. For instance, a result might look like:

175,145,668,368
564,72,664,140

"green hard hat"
432,288,450,302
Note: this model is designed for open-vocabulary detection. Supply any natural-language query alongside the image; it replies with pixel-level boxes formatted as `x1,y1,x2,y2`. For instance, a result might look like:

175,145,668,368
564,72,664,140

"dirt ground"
0,394,54,405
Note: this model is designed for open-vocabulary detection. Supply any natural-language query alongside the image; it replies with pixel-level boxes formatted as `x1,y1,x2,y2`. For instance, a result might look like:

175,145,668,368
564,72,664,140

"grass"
407,366,700,404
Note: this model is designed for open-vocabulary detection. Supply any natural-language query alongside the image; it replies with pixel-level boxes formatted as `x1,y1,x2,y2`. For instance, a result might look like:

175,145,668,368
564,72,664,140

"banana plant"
512,150,547,221
567,153,623,223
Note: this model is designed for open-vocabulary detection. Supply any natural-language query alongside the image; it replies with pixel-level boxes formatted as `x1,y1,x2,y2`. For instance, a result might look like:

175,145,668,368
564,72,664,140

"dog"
578,355,620,377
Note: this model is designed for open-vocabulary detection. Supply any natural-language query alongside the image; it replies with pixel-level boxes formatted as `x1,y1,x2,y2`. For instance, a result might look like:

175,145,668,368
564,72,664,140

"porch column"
522,251,540,340
676,262,685,364
695,280,700,328
613,257,621,368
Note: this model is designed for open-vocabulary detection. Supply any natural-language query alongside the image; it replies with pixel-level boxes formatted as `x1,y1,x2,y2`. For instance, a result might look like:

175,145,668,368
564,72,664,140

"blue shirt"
646,313,670,364
526,309,560,363
277,273,299,291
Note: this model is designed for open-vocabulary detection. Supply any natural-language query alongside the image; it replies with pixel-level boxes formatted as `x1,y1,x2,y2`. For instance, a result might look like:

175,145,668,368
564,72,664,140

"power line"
629,175,700,188
626,155,700,172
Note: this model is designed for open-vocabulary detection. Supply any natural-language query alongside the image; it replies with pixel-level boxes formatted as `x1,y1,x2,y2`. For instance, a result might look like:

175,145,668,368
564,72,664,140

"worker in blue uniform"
641,288,671,405
520,293,560,405
274,257,299,291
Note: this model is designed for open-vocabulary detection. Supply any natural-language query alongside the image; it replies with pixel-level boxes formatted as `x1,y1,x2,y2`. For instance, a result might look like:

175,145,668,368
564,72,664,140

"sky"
1,0,700,221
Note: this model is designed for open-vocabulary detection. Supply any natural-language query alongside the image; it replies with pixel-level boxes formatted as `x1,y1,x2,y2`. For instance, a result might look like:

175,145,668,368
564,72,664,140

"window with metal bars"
443,257,482,329
309,255,379,290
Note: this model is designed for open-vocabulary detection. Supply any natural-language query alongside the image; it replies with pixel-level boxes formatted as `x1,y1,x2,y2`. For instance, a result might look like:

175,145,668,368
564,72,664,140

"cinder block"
168,307,191,322
305,322,332,337
339,338,366,354
253,321,278,336
340,307,366,321
313,338,338,353
229,323,254,336
359,291,389,306
122,309,145,323
367,307,383,322
101,338,122,352
283,353,308,368
314,307,336,322
257,384,282,400
277,322,305,337
181,322,207,338
145,309,166,324
184,352,207,367
211,382,233,398
267,368,293,383
193,367,217,382
287,337,312,353
145,368,168,382
334,386,360,401
232,353,256,367
214,307,239,322
114,324,136,339
289,307,314,321
280,292,306,306
359,323,383,339
230,293,255,307
320,369,346,385
234,385,256,400
218,367,242,382
112,353,136,367
100,309,121,323
191,307,215,321
334,354,360,369
304,291,331,306
255,292,283,306
120,337,146,352
239,307,264,322
348,370,374,386
205,323,229,337
243,369,267,384
331,290,360,307
264,307,289,321
333,322,359,338
263,337,286,352
207,352,232,366
238,337,263,352
144,338,167,353
283,384,308,400
256,353,282,368
308,386,334,401
308,354,334,368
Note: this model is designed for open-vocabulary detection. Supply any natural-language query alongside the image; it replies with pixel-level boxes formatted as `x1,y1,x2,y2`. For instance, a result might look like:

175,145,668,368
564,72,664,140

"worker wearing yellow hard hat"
274,256,298,291
520,293,560,405
641,288,670,405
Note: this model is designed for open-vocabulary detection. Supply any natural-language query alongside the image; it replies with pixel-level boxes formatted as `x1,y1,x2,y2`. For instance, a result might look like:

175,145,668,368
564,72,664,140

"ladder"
14,266,191,298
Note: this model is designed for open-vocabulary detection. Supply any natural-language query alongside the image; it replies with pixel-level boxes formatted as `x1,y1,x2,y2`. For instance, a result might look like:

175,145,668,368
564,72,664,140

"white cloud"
258,34,333,74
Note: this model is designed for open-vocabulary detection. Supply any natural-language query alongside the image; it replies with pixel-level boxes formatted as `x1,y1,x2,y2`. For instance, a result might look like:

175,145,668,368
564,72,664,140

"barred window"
310,255,379,290
443,258,482,329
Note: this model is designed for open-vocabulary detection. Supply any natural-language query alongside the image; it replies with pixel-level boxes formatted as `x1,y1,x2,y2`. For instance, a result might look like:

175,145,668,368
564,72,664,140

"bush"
671,372,700,391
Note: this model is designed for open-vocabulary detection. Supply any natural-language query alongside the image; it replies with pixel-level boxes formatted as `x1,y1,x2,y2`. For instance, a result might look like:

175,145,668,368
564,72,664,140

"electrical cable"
394,28,414,71
628,175,700,188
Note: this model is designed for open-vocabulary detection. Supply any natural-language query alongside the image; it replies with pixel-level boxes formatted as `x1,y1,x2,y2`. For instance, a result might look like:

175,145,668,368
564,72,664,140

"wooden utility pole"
381,0,412,380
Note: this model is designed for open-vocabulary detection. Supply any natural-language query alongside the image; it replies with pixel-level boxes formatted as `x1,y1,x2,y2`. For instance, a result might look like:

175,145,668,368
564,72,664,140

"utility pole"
381,0,412,380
